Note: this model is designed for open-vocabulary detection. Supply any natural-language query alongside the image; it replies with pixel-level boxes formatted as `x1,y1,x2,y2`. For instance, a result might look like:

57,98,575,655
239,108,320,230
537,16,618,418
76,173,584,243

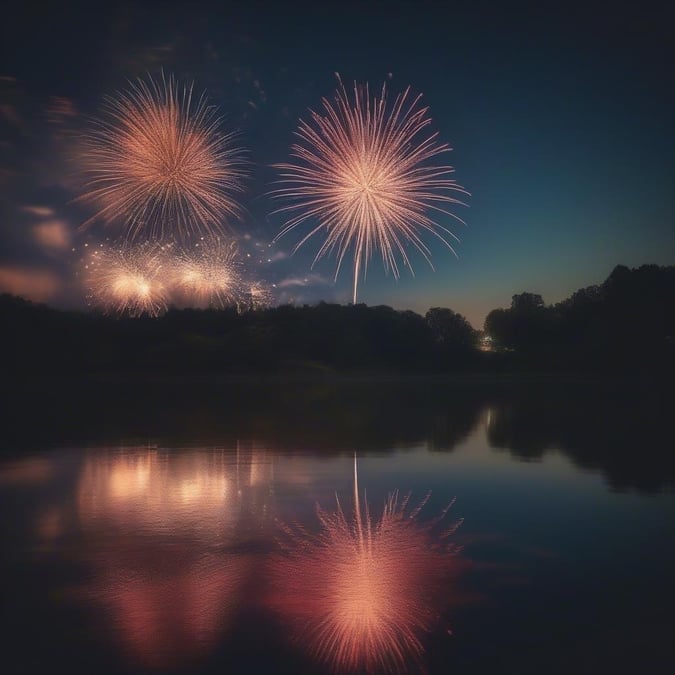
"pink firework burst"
273,75,469,303
79,73,246,241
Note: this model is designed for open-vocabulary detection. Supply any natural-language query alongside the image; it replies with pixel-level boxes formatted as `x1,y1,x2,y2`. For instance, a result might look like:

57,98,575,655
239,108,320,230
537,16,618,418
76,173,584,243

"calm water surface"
1,377,673,674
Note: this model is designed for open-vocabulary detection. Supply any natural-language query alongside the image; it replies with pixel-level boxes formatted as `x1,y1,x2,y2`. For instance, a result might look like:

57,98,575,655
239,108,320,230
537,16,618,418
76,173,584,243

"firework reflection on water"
75,446,273,669
271,458,462,673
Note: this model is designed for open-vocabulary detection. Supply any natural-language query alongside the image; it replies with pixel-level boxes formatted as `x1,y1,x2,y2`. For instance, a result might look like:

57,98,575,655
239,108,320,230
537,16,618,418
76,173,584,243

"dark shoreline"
6,369,673,388
3,262,674,378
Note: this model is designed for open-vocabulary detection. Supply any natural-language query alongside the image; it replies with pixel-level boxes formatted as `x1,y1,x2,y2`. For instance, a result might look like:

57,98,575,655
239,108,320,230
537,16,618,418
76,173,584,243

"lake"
1,376,673,674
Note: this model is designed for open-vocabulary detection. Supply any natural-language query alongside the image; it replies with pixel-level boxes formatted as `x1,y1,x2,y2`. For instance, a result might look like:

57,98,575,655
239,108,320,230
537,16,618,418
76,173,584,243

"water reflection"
67,448,466,671
78,448,234,538
0,457,52,484
5,377,487,454
270,460,462,673
6,377,672,493
86,549,246,669
1,379,673,674
74,446,274,669
485,385,675,492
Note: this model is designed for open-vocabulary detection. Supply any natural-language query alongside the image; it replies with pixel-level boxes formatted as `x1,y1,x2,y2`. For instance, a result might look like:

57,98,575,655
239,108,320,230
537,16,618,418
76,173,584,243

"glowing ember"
273,75,468,302
79,73,246,240
271,458,461,673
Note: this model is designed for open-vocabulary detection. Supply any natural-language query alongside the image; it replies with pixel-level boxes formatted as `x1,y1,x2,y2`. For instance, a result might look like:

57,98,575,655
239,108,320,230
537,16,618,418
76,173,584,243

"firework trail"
271,457,462,673
273,75,468,303
170,237,244,309
79,73,246,241
83,241,171,317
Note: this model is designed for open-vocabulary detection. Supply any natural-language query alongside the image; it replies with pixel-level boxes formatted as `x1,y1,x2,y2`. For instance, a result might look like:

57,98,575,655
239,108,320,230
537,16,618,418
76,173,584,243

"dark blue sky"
1,0,673,326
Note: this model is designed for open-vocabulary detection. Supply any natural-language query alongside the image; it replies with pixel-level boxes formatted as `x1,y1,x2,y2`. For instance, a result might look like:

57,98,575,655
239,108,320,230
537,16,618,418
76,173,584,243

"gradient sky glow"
1,0,673,327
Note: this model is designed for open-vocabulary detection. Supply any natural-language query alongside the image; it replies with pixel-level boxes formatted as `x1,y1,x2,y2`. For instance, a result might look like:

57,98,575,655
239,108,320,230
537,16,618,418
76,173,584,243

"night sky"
1,0,673,328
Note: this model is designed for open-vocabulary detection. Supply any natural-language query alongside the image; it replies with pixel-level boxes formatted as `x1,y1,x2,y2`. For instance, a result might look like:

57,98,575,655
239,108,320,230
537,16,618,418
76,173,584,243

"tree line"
485,264,675,371
1,264,673,374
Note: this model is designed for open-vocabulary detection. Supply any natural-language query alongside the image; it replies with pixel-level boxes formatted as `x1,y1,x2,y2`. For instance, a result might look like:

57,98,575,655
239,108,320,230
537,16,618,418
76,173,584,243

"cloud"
114,42,177,74
267,250,288,263
205,42,219,62
21,205,55,217
0,103,23,129
45,96,77,122
0,266,61,302
19,207,72,251
276,273,332,289
33,220,71,251
229,66,268,114
0,166,16,182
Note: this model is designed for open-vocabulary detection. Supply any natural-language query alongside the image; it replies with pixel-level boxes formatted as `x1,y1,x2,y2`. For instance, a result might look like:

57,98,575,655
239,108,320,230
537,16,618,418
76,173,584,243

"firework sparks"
79,73,246,241
271,458,461,673
170,237,244,308
273,75,468,303
83,241,170,317
244,281,273,310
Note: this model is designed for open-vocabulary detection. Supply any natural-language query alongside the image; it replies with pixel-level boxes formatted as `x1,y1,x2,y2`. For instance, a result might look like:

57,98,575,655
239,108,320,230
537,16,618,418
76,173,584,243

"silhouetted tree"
511,292,544,312
425,307,478,350
483,265,675,371
3,263,674,375
484,308,515,351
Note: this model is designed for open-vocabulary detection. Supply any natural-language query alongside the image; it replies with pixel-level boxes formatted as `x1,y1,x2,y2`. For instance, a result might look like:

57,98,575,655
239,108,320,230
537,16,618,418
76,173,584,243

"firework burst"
83,241,171,317
271,458,462,673
244,281,273,310
273,75,469,303
79,73,246,241
170,237,244,308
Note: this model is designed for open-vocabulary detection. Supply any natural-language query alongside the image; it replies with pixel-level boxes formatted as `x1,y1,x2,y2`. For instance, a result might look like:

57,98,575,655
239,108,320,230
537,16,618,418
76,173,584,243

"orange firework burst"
170,237,244,308
79,73,246,240
273,75,469,303
83,241,170,317
271,459,462,673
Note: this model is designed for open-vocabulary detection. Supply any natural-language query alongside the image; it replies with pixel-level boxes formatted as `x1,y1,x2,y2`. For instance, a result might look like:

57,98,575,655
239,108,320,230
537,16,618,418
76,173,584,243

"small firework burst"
244,281,273,310
270,458,462,673
83,241,170,317
273,75,468,303
79,73,246,241
170,237,243,308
